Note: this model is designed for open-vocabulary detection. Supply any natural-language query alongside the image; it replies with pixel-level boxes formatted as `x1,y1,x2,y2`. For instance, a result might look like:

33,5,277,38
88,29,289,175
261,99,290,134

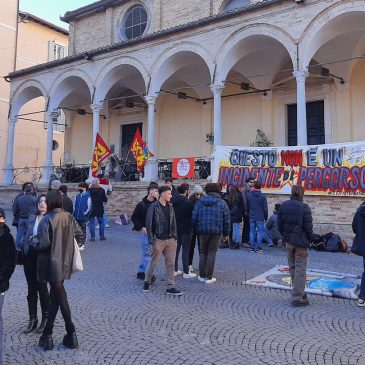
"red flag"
130,129,153,172
91,133,112,177
172,158,195,179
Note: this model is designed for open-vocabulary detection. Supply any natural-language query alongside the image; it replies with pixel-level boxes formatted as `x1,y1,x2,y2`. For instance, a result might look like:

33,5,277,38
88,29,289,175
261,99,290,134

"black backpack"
323,232,342,253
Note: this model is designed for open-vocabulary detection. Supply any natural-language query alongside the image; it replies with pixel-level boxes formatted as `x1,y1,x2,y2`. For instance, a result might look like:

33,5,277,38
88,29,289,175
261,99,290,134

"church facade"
3,0,365,185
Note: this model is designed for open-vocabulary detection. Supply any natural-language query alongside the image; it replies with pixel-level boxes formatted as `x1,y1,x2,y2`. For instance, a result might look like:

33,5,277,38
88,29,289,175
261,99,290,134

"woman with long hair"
32,190,82,351
227,186,244,249
22,195,50,334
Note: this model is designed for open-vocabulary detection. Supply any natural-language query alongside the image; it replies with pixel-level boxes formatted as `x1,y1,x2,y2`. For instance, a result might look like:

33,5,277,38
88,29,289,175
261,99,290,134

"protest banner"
172,158,195,179
213,141,365,196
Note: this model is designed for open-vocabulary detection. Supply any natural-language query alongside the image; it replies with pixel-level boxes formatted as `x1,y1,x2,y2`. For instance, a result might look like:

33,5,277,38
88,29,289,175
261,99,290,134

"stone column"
91,104,103,153
2,117,17,185
41,111,55,184
143,95,158,181
293,70,309,146
210,84,225,147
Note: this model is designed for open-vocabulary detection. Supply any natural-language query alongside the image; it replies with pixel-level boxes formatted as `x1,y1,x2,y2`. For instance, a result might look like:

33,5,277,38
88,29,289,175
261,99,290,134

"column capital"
210,84,225,95
144,95,157,105
91,104,103,113
293,70,309,82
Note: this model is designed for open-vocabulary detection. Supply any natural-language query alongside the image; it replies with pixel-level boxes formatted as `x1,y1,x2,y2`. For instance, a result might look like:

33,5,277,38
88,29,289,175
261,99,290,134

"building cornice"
6,0,285,81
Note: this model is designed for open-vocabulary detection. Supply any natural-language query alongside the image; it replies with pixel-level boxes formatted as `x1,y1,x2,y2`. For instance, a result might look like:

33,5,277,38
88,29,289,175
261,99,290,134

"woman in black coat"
352,202,365,307
32,190,82,351
22,195,50,334
228,186,244,249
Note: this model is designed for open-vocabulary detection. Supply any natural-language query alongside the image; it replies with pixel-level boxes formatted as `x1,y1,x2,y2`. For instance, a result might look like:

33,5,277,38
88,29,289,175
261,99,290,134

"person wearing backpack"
278,185,313,307
73,182,91,250
351,202,365,307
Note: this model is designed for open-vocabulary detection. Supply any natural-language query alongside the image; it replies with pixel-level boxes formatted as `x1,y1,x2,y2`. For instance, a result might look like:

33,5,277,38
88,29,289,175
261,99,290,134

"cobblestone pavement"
3,217,365,365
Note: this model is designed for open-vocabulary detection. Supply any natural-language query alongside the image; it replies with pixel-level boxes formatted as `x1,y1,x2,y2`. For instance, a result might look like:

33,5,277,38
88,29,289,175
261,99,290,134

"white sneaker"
95,225,99,229
105,224,110,228
357,299,365,307
174,270,183,277
183,272,197,279
205,278,217,284
198,276,206,282
189,265,194,272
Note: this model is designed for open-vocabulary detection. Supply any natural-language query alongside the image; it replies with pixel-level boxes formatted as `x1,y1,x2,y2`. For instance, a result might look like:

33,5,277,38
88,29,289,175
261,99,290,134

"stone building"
0,0,68,184
2,0,365,238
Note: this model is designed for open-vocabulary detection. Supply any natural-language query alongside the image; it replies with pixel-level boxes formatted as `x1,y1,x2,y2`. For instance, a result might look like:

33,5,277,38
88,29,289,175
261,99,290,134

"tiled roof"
6,0,283,80
19,11,69,35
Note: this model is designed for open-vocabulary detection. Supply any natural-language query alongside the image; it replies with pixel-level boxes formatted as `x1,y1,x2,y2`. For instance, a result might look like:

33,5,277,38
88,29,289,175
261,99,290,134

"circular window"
52,140,59,151
123,5,148,40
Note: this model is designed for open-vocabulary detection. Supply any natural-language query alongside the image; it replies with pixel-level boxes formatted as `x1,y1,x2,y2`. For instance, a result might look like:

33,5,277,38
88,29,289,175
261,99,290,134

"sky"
19,0,97,30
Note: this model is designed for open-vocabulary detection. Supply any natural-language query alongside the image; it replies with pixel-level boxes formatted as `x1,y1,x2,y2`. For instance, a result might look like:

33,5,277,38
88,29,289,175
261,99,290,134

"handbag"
72,239,83,274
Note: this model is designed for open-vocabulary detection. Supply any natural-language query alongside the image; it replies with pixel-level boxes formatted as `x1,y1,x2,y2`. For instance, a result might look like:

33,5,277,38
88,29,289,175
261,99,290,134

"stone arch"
216,23,297,83
48,68,93,110
94,56,149,103
149,41,214,95
300,0,365,69
10,79,48,119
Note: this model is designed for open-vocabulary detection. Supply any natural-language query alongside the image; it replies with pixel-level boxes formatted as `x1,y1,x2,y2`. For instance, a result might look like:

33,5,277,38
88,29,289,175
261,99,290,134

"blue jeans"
263,227,273,245
138,233,151,273
232,223,241,244
0,293,4,365
249,219,264,250
15,218,27,249
103,212,109,226
360,257,365,300
89,216,105,238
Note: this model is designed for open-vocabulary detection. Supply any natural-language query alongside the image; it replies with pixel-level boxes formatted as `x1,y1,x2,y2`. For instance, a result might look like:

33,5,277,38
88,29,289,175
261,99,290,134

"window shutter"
48,41,55,61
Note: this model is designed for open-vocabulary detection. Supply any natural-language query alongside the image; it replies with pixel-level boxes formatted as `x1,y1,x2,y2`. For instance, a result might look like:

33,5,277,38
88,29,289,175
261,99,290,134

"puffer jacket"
277,197,313,248
191,193,230,236
0,224,16,293
173,195,194,234
31,208,82,283
247,190,268,221
146,201,177,245
352,203,365,256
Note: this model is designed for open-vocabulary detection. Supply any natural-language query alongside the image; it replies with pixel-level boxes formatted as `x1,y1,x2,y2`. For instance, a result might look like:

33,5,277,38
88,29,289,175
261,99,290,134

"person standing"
351,201,365,307
164,178,178,198
247,181,268,253
32,190,83,351
192,183,230,284
143,186,182,296
12,182,37,228
22,195,50,334
0,208,16,365
228,186,244,249
88,178,107,241
97,173,112,228
241,177,255,247
173,185,196,279
188,185,203,273
131,183,159,280
13,182,38,248
278,185,313,307
73,182,91,250
48,168,63,191
59,185,73,215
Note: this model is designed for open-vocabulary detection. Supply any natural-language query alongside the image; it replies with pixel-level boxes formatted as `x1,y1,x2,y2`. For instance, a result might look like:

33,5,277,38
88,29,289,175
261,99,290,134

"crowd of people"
0,174,365,358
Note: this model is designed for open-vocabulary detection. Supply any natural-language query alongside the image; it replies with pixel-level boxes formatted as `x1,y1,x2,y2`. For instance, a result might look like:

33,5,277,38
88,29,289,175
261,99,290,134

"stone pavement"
2,219,365,365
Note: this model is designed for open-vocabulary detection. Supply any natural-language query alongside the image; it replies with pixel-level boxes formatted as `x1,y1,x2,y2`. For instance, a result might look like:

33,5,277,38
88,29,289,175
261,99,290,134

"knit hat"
191,185,203,195
91,178,100,186
158,186,171,195
0,208,5,219
50,180,61,190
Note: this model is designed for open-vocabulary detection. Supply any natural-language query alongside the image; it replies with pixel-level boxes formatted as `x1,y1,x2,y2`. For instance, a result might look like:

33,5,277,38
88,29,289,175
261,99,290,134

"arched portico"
3,81,48,185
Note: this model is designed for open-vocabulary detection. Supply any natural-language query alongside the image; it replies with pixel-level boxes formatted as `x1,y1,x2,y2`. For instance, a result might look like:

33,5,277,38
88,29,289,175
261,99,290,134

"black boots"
63,332,79,349
23,317,38,334
39,335,54,351
36,313,48,334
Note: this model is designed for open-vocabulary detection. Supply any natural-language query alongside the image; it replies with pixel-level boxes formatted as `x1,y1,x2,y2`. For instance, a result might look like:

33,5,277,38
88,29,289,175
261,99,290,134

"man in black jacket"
131,183,159,280
352,202,365,307
0,208,16,364
59,185,74,215
278,185,313,307
173,184,195,278
143,186,182,296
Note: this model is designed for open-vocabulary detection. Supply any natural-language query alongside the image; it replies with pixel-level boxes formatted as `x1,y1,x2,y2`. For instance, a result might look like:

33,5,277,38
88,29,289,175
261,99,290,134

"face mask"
79,189,84,194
